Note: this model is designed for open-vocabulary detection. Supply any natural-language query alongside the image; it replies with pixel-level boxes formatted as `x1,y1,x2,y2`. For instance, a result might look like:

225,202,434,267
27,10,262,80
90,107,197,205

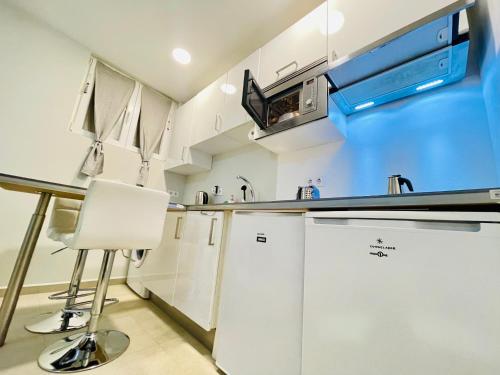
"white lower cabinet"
214,211,305,375
173,211,225,331
141,211,185,305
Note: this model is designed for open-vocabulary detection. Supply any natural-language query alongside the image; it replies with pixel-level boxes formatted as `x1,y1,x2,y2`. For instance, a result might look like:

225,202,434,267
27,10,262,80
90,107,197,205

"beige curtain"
81,62,135,177
137,86,172,186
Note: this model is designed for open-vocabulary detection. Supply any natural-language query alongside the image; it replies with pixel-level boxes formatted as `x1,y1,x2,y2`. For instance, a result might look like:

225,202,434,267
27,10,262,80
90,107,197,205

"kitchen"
1,0,500,374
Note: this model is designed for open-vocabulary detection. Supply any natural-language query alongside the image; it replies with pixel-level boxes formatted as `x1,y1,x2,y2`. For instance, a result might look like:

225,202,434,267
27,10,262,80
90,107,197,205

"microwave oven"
242,58,328,140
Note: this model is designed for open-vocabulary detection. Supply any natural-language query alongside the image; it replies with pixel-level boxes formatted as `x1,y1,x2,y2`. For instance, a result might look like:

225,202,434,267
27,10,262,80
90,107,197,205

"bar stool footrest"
63,297,119,314
48,288,96,300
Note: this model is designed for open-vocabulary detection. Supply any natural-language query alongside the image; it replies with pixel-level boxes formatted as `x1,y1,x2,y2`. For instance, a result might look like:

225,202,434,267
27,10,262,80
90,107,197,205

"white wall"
0,2,166,288
276,75,498,200
471,0,500,178
165,172,187,203
182,144,277,204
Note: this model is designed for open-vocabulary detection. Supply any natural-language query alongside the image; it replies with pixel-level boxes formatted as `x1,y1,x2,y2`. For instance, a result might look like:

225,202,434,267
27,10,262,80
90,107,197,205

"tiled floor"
0,285,221,375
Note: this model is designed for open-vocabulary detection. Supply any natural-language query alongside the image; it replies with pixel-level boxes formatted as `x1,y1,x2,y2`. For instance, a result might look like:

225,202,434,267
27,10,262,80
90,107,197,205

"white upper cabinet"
221,50,261,133
165,97,212,175
168,98,195,162
191,74,227,145
259,2,327,88
327,0,459,63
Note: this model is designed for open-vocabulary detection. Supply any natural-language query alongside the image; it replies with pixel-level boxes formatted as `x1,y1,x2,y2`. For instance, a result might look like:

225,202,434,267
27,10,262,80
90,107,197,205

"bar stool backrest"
47,198,83,242
69,179,170,250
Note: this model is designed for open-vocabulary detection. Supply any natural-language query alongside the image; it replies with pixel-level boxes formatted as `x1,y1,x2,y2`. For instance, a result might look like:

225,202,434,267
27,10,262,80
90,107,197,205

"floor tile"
0,284,220,374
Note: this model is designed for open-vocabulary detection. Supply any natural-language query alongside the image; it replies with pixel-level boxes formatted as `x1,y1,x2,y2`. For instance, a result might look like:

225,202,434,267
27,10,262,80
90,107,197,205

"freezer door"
215,212,304,375
303,216,500,375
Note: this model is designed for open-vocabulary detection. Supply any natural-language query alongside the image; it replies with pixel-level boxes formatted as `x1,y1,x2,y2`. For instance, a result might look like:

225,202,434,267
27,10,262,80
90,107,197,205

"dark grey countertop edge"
183,188,500,212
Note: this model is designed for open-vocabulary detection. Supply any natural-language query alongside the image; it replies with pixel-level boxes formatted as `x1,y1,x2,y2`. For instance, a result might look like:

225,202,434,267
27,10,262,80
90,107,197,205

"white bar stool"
37,179,170,372
26,198,93,334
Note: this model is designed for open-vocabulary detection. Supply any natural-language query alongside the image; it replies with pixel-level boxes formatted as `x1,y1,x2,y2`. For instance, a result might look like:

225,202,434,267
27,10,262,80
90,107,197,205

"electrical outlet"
315,177,325,187
168,190,180,198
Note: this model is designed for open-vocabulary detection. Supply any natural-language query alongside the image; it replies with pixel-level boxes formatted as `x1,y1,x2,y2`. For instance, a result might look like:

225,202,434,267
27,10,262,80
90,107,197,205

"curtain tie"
80,140,104,177
137,160,150,187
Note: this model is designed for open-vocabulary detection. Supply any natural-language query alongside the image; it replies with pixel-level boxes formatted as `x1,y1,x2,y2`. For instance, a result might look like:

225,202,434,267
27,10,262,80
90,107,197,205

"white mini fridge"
303,211,500,375
215,211,305,375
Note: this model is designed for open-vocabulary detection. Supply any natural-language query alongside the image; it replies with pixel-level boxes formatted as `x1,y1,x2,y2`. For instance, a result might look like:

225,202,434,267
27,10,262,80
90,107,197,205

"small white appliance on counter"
214,211,305,375
303,210,500,375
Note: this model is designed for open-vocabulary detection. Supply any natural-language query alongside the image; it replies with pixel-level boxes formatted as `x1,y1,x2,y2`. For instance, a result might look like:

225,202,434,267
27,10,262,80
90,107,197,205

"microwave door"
242,69,267,130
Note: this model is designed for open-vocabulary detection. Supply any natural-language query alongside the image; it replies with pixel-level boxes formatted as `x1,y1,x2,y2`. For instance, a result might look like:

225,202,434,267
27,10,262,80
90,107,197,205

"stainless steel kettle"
388,175,414,195
195,191,209,205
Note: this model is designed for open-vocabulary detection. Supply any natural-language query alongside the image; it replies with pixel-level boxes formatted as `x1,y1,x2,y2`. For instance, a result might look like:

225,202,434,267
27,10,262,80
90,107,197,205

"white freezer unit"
303,210,500,375
215,211,305,375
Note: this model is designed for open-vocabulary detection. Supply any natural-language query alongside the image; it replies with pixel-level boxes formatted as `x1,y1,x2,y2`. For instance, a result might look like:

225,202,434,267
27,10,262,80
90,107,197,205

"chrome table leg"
0,192,52,346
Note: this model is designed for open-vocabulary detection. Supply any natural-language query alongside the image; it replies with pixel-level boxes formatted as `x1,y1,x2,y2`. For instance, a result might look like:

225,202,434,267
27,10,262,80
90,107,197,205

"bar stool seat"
37,179,170,373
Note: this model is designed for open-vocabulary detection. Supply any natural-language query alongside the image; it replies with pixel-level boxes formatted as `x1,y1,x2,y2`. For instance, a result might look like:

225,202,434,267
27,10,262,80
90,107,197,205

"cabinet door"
191,74,227,145
221,50,260,132
141,212,185,305
327,0,458,63
173,211,224,330
259,3,327,88
168,99,196,162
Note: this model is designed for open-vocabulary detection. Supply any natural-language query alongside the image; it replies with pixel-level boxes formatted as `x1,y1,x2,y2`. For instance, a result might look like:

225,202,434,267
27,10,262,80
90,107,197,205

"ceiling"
5,0,323,103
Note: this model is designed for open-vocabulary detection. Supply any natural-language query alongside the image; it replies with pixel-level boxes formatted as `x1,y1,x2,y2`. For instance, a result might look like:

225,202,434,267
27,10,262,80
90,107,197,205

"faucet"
236,175,255,202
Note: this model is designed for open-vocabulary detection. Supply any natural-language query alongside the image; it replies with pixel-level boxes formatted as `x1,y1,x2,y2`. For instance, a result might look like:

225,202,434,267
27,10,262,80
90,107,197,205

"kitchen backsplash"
167,143,278,204
276,75,499,200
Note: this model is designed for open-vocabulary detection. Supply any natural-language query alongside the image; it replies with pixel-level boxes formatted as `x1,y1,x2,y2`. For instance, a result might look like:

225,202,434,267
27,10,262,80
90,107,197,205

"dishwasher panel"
303,211,500,375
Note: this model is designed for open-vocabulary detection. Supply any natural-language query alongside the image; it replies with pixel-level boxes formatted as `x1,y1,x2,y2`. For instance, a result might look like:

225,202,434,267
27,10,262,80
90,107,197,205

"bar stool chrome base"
25,309,90,334
38,330,129,372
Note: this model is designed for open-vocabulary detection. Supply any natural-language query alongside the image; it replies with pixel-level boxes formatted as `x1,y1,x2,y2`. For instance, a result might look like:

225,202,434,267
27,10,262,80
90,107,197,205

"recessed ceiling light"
172,48,191,64
220,83,237,95
320,9,345,35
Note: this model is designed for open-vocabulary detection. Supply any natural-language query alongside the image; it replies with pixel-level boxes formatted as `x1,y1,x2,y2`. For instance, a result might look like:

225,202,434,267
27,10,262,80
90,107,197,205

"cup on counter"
212,195,226,204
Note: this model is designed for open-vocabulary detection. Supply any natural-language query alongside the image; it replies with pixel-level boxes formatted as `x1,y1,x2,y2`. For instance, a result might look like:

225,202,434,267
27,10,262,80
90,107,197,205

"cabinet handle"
214,113,222,132
181,146,187,161
331,50,338,61
174,217,183,239
275,60,298,81
208,218,217,246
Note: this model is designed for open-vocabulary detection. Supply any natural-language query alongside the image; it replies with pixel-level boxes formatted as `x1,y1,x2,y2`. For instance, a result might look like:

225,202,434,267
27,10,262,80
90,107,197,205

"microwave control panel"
302,77,317,114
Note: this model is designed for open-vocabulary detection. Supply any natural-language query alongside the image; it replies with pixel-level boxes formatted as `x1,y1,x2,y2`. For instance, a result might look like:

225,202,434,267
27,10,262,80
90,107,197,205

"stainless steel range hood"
325,0,476,115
